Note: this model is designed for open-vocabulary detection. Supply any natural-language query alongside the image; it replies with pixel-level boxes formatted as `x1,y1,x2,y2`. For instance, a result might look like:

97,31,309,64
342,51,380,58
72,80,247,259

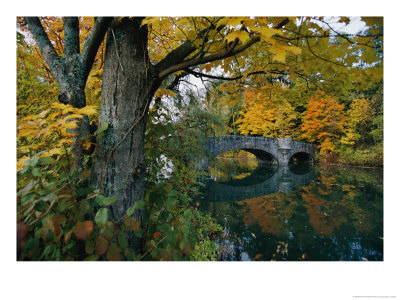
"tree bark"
92,18,159,252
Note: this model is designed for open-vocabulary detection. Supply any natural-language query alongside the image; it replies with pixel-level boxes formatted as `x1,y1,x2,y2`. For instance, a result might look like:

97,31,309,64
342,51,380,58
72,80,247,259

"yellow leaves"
242,19,256,28
199,63,213,73
51,102,69,110
287,46,302,55
319,138,335,154
18,103,99,166
141,17,163,28
155,89,177,98
17,156,30,172
216,17,244,28
269,43,302,62
269,44,287,62
18,128,37,138
362,17,383,27
52,102,97,116
224,31,249,44
338,17,351,25
256,27,280,43
46,147,62,156
236,88,297,138
18,104,97,140
78,105,98,116
174,70,185,76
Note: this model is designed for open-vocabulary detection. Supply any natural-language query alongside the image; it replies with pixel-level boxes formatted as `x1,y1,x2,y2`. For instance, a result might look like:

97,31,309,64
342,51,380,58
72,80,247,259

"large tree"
22,16,383,252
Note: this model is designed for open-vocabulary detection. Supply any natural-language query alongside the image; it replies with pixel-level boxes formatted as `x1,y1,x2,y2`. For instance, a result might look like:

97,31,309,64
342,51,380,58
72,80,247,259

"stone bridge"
208,135,316,165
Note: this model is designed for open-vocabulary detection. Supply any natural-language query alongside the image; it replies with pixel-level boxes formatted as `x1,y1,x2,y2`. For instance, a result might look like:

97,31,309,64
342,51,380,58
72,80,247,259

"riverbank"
217,148,383,168
320,144,383,168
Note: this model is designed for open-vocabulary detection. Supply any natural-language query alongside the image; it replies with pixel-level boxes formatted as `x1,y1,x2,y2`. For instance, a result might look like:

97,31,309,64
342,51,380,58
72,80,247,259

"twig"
305,36,346,67
28,197,57,226
140,236,167,260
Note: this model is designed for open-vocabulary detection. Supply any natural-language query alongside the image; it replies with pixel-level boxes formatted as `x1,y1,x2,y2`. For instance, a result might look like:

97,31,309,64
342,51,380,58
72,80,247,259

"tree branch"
305,36,346,67
158,17,290,80
159,36,260,79
81,17,113,81
24,17,62,76
63,17,80,57
185,68,266,81
155,18,224,78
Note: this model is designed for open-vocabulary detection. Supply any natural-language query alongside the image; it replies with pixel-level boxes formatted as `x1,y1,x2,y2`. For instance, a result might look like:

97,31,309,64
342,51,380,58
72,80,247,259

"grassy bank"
319,144,383,168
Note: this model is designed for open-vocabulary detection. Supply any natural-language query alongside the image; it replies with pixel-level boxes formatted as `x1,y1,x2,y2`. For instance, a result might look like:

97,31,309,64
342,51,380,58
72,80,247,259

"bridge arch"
289,151,314,164
207,135,316,166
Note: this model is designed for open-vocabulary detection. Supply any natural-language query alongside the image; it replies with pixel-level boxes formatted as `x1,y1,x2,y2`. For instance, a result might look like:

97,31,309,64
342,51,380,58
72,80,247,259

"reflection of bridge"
208,136,316,165
202,165,318,202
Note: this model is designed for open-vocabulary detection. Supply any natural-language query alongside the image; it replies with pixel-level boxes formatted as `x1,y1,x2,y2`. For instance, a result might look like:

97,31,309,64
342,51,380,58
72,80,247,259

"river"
197,157,383,261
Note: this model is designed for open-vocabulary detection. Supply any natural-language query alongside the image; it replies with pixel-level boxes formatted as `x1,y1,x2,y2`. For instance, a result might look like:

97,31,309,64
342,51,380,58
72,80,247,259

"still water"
197,157,383,261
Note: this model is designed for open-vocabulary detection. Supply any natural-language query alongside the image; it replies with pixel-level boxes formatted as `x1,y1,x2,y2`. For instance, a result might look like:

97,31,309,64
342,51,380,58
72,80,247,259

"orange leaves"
43,214,67,238
95,235,109,256
124,216,140,232
107,243,122,261
74,221,94,240
153,231,162,238
301,91,348,155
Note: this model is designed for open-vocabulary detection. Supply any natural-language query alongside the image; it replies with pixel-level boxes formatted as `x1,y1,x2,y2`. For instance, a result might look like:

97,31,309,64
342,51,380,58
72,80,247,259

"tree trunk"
92,18,158,252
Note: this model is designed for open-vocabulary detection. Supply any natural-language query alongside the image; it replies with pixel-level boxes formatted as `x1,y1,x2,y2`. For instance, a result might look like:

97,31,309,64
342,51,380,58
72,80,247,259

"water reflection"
203,163,317,202
198,159,383,261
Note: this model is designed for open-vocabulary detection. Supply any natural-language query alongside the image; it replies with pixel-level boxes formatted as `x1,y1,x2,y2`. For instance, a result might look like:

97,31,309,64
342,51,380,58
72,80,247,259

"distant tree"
301,90,352,155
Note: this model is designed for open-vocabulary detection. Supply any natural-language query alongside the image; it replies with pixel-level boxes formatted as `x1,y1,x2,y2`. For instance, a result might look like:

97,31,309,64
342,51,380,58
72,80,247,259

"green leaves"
96,195,117,207
165,189,178,209
21,193,35,206
118,232,128,250
107,243,122,261
133,200,145,210
95,208,108,226
37,156,56,165
127,200,145,216
127,207,135,217
94,122,109,136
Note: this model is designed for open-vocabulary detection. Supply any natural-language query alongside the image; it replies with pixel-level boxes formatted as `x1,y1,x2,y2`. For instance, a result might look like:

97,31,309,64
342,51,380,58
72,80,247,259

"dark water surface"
197,158,383,261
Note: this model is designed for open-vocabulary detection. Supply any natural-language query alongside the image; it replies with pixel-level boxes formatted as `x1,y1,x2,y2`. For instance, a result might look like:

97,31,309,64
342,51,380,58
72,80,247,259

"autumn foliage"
236,89,297,138
16,16,383,261
301,90,352,155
